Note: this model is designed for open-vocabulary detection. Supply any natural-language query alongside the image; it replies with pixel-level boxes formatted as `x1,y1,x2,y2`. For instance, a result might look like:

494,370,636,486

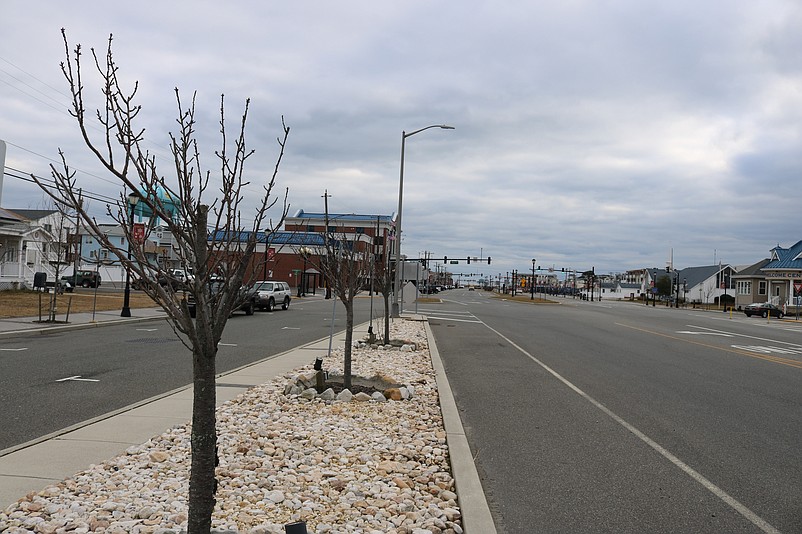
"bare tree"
32,31,290,533
41,200,74,321
374,247,393,344
311,194,371,389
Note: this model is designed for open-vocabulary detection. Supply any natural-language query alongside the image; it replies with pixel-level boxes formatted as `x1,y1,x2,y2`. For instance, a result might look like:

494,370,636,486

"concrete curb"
425,320,497,534
0,312,168,337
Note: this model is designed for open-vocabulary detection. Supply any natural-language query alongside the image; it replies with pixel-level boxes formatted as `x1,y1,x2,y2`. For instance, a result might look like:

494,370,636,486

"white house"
0,208,75,290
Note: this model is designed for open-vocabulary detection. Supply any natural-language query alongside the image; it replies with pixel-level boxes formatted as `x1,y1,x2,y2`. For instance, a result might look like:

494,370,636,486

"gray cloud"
2,0,800,275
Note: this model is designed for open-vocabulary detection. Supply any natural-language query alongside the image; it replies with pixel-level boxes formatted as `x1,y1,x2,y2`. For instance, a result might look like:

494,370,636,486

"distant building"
0,208,75,290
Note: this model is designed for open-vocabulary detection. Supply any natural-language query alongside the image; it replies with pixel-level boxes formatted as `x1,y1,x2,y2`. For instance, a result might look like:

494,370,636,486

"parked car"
158,268,193,289
130,274,151,291
187,282,257,318
743,302,784,318
61,270,101,290
254,280,292,311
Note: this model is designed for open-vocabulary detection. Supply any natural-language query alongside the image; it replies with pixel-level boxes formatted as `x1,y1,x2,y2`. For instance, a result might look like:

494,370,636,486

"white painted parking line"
0,348,28,351
281,327,301,330
689,325,802,347
218,343,238,347
136,328,158,332
676,331,732,337
418,309,474,316
731,345,802,355
424,315,482,324
56,376,99,382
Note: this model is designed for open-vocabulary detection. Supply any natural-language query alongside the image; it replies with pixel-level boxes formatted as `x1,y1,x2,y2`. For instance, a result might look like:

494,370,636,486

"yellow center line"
615,322,802,370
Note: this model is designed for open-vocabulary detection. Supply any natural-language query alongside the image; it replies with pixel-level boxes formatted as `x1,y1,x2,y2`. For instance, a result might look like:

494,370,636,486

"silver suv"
254,280,292,311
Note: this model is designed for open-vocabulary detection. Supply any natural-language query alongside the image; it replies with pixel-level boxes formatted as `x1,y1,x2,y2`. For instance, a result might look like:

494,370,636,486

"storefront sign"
764,272,802,278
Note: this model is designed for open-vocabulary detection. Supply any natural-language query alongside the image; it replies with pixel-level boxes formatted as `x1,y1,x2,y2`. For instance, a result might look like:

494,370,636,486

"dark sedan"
743,302,784,318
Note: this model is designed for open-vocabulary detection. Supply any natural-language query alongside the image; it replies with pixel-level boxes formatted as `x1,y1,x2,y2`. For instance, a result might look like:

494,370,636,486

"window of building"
737,281,752,295
355,227,365,234
307,225,315,232
758,281,767,295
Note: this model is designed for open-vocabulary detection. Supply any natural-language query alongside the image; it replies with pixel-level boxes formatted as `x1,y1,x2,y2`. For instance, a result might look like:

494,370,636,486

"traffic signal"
443,256,447,263
487,257,491,264
467,257,471,264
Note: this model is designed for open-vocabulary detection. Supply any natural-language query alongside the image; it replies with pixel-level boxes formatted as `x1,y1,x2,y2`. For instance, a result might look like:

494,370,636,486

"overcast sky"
2,1,801,276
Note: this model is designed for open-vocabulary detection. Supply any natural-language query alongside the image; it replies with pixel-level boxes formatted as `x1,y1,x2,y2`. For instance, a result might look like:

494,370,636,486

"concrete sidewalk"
0,307,170,336
0,312,495,533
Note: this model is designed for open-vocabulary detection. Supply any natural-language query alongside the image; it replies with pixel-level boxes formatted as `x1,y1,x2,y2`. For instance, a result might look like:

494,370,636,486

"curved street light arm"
404,124,455,139
392,124,454,316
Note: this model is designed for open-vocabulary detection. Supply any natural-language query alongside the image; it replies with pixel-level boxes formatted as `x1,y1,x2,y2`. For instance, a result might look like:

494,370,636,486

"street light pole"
392,124,454,317
121,193,139,317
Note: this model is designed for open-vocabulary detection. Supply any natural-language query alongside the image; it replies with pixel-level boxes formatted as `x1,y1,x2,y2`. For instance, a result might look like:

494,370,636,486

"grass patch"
0,290,158,319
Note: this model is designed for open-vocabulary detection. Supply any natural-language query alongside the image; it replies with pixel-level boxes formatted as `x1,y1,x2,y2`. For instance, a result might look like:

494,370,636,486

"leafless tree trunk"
375,252,393,344
32,31,290,533
311,196,371,388
41,201,74,321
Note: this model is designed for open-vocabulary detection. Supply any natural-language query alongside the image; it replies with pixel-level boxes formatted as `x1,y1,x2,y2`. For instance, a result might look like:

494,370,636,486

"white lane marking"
477,319,781,534
281,327,301,330
731,345,802,355
56,375,100,382
418,309,474,317
425,315,482,324
676,331,733,337
689,325,802,348
440,299,469,306
136,328,158,332
218,343,237,347
0,347,28,351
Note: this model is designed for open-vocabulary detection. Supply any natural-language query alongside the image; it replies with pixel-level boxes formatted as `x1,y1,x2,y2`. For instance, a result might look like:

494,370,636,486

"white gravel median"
0,319,463,534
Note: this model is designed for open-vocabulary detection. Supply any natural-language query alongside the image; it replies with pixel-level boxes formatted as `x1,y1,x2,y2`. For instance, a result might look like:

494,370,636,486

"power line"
3,141,123,189
4,167,118,205
0,55,70,100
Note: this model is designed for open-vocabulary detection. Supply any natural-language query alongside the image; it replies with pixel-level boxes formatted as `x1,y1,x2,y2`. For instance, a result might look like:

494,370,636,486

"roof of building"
765,240,802,270
208,230,326,246
0,207,24,223
674,265,723,288
5,209,58,221
266,231,326,246
288,210,394,224
618,282,641,289
731,258,771,278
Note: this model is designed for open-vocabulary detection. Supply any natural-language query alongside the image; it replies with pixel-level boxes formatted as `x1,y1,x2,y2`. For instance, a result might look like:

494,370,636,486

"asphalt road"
0,295,384,451
427,289,802,534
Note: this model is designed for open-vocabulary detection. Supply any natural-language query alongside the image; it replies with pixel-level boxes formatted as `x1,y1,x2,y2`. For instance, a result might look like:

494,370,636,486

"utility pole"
322,190,332,300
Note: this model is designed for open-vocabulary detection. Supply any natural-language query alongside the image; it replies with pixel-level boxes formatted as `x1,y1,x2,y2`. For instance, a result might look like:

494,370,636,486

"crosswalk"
415,308,483,324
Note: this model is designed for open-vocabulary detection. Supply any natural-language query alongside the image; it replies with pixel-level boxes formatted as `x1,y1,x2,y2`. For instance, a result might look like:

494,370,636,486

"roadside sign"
450,260,458,264
133,223,145,244
794,281,802,294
